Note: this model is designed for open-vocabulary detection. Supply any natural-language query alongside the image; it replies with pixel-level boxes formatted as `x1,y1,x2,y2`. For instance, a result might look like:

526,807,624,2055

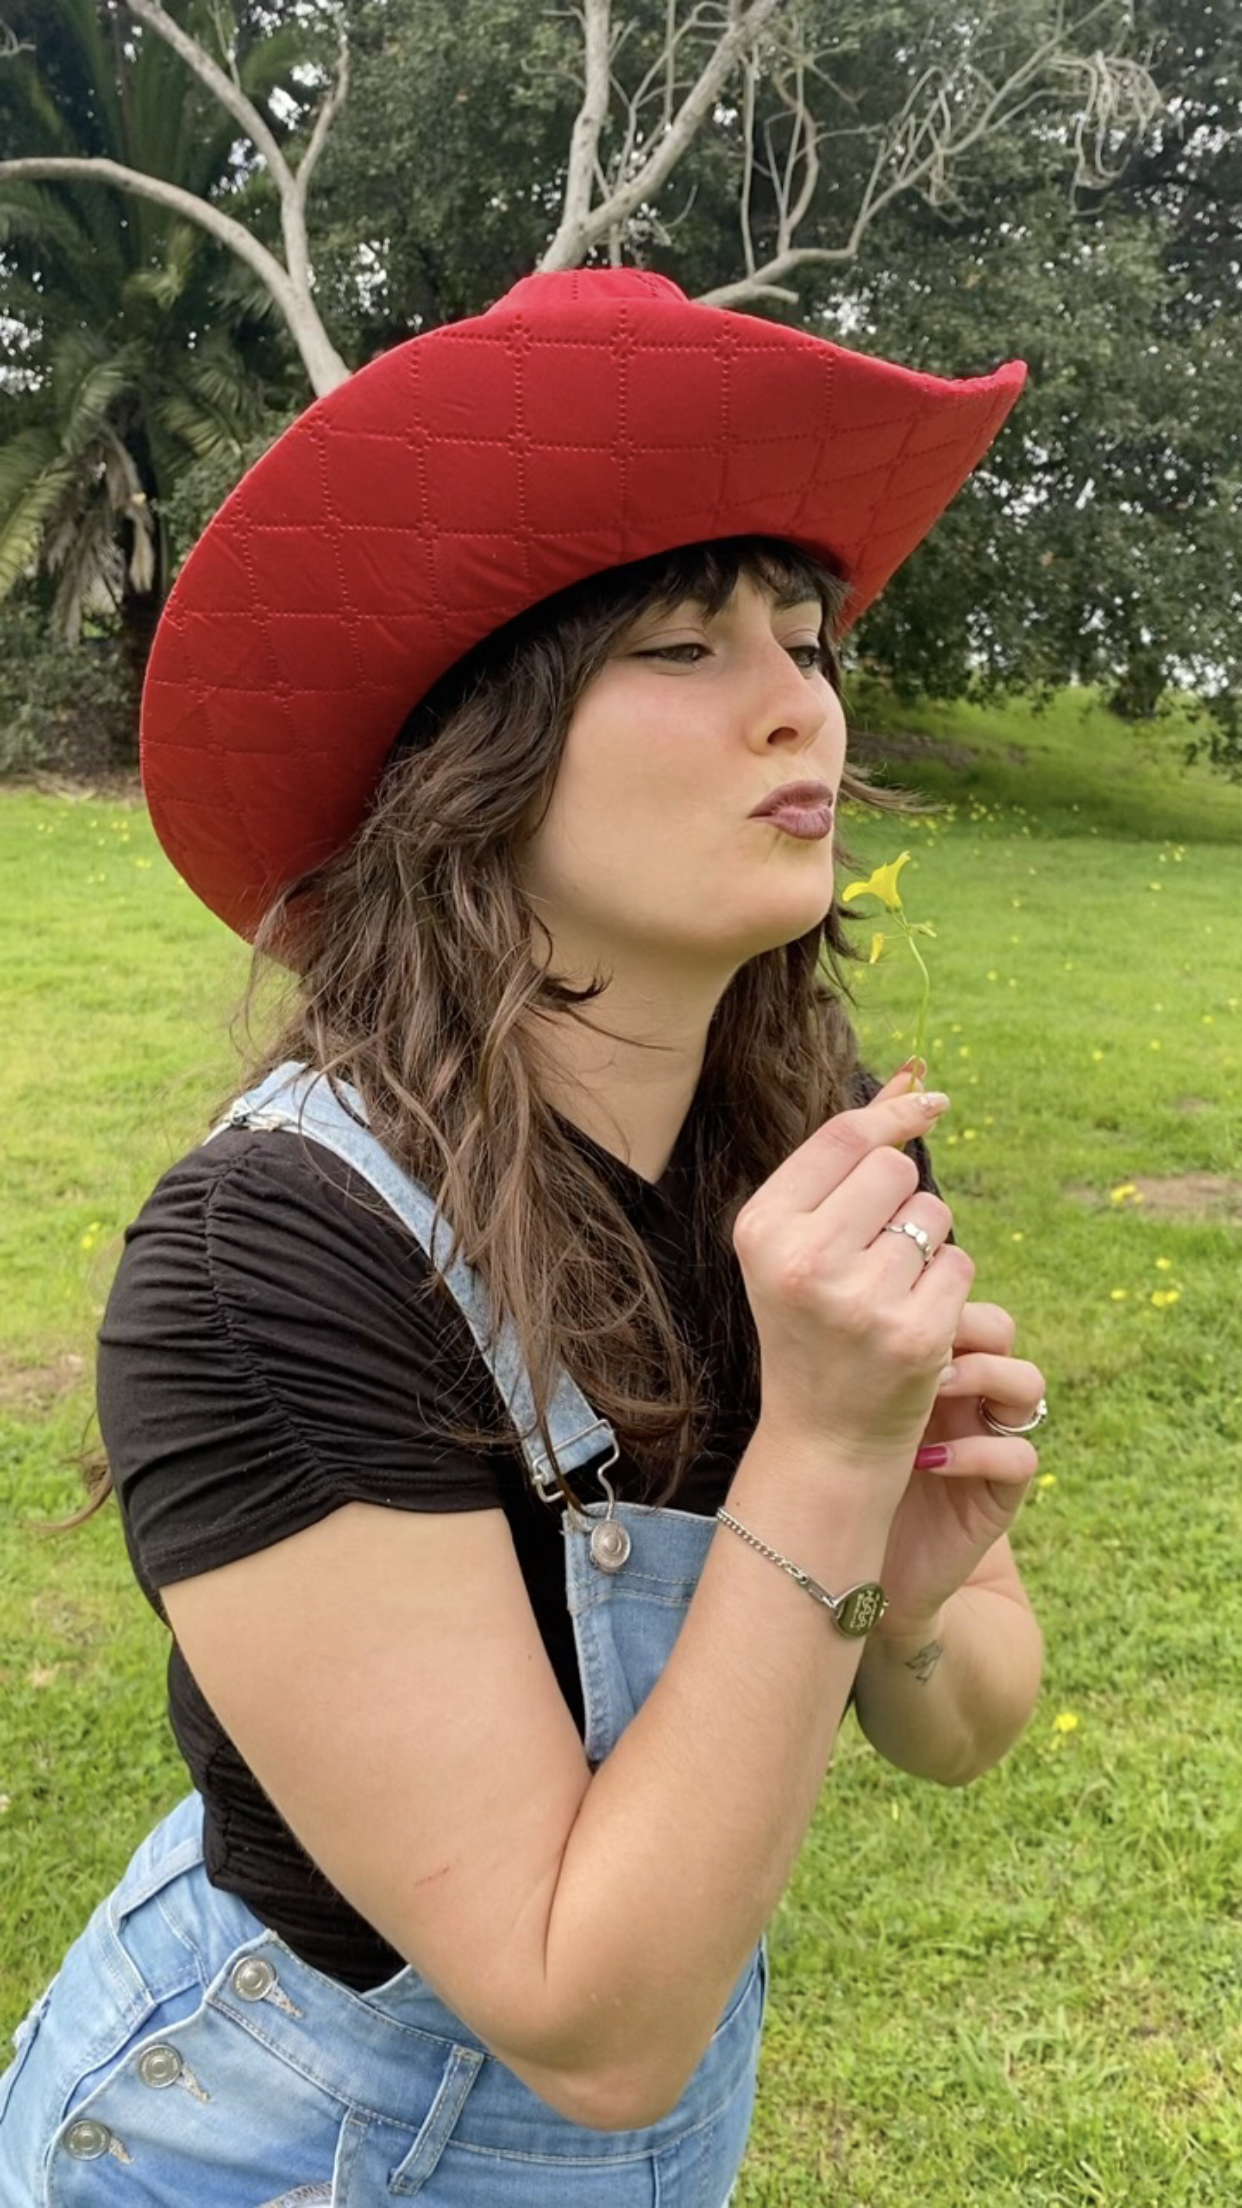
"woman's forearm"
851,1581,1044,1786
530,1421,900,2126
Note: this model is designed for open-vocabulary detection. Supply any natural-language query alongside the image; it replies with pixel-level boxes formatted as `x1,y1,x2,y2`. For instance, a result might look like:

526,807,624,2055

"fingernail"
937,1364,959,1390
915,1091,950,1114
914,1443,952,1470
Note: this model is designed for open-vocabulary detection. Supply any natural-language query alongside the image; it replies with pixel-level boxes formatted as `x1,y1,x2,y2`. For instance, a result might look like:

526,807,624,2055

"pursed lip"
749,780,835,819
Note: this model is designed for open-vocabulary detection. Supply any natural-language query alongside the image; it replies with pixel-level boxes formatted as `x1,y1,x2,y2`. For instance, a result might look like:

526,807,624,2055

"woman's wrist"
856,1607,949,1682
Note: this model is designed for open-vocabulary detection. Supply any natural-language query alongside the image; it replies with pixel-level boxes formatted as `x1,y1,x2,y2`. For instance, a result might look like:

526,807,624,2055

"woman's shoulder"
123,1118,438,1273
99,1127,508,1596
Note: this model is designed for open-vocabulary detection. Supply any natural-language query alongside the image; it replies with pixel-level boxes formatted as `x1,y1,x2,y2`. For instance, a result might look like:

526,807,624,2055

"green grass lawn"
2,693,1241,2203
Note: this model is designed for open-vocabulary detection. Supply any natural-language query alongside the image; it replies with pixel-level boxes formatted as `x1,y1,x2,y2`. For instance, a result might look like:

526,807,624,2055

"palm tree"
0,0,303,693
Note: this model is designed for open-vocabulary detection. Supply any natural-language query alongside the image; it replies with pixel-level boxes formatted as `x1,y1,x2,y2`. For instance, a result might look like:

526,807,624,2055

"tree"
0,0,302,684
2,0,1191,759
818,0,1241,763
3,2,1158,372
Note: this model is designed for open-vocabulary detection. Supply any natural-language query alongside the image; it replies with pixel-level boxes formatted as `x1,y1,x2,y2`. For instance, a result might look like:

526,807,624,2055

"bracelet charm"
716,1508,888,1638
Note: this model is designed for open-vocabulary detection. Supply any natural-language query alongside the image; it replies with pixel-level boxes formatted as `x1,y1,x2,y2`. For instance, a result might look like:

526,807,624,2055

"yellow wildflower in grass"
841,851,936,1073
842,851,912,914
1053,1712,1080,1735
1110,1183,1144,1206
1151,1288,1182,1309
1110,1288,1129,1301
1155,1257,1173,1271
1038,1474,1057,1489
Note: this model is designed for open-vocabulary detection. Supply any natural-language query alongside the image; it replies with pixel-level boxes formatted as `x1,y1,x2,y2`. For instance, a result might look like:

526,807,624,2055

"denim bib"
0,1064,766,2206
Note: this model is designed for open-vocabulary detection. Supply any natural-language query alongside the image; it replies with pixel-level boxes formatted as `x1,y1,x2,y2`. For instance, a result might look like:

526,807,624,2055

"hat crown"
488,268,690,315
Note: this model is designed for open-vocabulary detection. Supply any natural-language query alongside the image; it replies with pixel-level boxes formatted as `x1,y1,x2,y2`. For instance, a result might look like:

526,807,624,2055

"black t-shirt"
97,1086,937,1992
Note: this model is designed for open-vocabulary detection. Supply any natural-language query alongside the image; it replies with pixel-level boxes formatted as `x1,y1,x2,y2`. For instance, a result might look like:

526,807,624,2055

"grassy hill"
1,697,1240,2204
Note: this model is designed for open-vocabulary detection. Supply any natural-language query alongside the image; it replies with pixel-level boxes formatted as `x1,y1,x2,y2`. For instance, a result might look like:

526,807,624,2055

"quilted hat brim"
141,269,1026,940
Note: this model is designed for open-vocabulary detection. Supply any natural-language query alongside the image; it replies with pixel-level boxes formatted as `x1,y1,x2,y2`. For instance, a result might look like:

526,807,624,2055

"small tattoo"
905,1639,944,1684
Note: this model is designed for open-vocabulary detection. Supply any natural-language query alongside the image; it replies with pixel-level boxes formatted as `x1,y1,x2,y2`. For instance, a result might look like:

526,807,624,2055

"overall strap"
207,1061,617,1502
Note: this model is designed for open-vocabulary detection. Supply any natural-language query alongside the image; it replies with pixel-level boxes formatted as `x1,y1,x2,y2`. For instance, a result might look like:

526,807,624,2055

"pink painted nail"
914,1443,952,1470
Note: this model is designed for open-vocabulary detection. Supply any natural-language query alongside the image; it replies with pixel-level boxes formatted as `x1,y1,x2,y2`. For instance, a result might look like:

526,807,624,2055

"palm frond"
53,336,142,454
124,220,202,313
0,447,77,599
151,391,240,463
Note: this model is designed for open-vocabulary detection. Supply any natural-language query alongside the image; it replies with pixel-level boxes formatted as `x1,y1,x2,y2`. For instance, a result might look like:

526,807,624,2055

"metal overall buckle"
531,1431,630,1572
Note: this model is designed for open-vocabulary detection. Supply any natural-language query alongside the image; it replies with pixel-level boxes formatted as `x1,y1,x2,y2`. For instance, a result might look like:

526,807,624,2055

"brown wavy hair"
67,535,914,1526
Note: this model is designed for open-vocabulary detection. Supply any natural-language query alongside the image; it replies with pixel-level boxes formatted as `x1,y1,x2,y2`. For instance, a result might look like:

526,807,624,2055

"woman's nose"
749,644,832,747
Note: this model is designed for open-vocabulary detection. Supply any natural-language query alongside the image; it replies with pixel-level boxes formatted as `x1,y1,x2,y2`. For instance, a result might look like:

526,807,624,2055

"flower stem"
900,920,932,1075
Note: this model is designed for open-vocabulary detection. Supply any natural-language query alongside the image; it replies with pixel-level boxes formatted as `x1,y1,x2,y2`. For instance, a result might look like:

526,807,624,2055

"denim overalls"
0,1064,768,2206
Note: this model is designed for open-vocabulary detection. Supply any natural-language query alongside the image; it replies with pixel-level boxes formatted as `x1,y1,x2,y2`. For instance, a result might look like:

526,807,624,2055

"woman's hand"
868,1300,1044,1636
732,1066,974,1499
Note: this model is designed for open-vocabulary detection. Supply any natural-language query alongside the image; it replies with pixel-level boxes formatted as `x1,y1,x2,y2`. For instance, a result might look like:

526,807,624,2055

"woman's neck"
528,1001,710,1186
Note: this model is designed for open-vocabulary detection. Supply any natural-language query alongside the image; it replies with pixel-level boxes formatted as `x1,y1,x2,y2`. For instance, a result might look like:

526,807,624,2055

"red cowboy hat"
140,268,1026,940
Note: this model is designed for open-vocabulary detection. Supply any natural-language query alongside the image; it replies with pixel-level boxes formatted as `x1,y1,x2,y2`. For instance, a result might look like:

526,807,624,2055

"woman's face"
514,574,848,989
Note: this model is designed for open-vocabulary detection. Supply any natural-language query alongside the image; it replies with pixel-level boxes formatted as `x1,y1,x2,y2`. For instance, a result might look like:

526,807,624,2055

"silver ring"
883,1219,934,1267
979,1395,1048,1437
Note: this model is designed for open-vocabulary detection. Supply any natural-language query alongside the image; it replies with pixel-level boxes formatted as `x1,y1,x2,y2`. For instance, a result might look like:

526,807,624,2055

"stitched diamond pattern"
140,276,1026,937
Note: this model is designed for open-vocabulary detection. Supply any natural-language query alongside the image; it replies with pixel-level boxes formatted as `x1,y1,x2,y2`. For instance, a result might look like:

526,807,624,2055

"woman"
0,269,1046,2205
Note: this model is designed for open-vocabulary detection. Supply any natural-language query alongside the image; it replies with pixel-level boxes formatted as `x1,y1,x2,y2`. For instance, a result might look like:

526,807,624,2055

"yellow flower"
1110,1288,1128,1300
842,851,934,1069
1038,1473,1057,1489
1053,1712,1079,1734
841,851,912,914
1151,1288,1181,1309
1110,1183,1143,1205
1155,1257,1172,1271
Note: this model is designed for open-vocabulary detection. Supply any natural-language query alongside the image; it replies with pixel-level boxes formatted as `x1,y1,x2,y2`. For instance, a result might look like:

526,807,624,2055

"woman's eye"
787,644,830,672
634,643,709,664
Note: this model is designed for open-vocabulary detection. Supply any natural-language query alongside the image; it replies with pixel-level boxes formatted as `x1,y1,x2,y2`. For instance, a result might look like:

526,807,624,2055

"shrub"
0,599,133,778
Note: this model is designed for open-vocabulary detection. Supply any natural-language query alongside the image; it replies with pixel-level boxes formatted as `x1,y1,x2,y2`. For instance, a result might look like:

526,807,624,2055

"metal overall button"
588,1471,631,1573
231,1955,277,2001
64,2120,113,2160
137,2043,183,2088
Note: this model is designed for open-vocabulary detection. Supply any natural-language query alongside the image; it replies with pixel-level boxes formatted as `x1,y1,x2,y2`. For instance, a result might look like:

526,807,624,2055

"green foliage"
1,0,1237,765
834,0,1242,762
0,595,132,775
0,0,300,642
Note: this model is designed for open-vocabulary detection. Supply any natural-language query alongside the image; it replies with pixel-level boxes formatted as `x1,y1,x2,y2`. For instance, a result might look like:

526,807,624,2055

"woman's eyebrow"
646,588,823,619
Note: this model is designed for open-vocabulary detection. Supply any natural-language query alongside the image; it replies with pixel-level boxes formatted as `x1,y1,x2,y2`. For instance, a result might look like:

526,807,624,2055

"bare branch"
738,46,758,277
124,0,291,191
0,22,35,59
696,4,1162,313
553,0,613,259
541,0,783,269
0,156,349,393
287,26,350,291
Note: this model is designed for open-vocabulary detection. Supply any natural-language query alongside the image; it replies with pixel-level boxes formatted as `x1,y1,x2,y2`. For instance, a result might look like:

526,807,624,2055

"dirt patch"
1066,1174,1242,1221
25,768,145,804
847,725,983,772
0,1350,88,1414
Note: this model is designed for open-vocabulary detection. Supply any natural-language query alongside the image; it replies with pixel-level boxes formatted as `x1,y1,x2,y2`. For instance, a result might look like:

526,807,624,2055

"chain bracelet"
715,1506,888,1639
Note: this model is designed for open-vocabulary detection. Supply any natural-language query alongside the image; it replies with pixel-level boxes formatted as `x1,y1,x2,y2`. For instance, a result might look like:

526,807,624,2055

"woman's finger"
936,1352,1045,1414
947,1300,1018,1356
741,1083,950,1223
873,1194,954,1272
912,1434,1040,1486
